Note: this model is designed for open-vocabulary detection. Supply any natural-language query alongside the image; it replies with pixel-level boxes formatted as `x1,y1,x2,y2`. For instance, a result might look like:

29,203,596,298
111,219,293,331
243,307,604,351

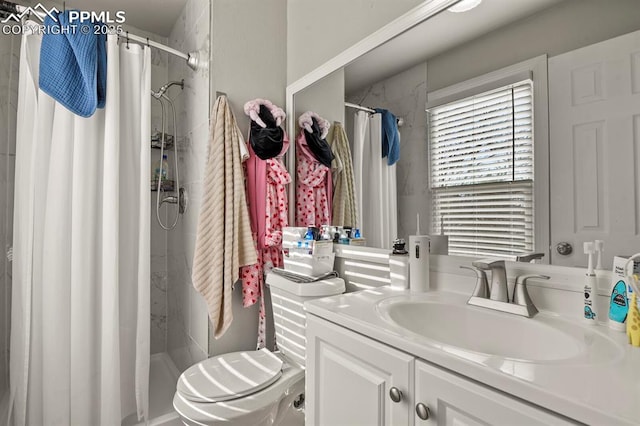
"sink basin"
377,294,614,362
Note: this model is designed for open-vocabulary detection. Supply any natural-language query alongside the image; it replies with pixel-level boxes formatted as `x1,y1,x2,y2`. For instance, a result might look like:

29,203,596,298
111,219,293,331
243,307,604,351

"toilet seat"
177,348,283,403
174,351,305,426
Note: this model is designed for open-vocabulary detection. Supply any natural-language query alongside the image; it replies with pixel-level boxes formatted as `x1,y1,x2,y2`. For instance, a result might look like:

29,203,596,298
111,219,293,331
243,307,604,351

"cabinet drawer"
414,359,577,426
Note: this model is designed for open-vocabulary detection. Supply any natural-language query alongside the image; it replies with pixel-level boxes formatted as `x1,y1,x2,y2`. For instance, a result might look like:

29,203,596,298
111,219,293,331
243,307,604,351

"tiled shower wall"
0,32,19,399
147,32,170,355
166,0,211,372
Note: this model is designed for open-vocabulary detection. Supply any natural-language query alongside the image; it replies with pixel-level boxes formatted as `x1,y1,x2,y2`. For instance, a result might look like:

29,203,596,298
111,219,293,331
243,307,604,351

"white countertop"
304,287,640,425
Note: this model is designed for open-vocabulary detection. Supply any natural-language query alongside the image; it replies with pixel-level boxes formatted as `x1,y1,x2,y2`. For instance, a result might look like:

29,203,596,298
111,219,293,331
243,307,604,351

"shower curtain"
10,29,151,425
353,111,398,249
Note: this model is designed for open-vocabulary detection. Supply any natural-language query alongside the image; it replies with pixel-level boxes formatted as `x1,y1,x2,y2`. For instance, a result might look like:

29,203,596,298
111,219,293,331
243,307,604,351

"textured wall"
165,0,211,372
138,27,170,356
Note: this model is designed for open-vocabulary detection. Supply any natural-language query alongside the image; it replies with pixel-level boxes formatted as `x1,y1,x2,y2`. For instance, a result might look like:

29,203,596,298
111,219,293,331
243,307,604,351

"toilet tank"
266,274,345,368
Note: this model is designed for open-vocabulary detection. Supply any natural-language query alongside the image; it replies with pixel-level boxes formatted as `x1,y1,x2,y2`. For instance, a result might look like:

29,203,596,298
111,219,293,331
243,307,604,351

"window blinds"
428,80,534,258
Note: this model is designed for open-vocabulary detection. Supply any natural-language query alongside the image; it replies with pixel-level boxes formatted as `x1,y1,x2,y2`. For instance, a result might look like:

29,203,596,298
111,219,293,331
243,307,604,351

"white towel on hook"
192,95,257,338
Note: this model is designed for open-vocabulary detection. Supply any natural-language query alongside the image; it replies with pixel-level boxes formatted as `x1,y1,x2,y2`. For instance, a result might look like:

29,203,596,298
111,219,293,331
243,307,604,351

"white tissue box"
283,251,335,276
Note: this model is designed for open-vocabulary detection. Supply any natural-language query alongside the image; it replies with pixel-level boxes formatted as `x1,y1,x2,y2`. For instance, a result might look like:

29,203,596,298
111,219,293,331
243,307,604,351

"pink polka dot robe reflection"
295,130,332,227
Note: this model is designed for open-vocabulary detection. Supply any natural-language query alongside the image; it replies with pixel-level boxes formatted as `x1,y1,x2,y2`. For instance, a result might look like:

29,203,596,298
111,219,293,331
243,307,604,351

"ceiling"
345,0,563,94
65,0,187,36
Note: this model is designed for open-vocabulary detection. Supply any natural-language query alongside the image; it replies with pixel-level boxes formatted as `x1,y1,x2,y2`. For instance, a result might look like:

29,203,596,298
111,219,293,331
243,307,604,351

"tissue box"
283,252,335,276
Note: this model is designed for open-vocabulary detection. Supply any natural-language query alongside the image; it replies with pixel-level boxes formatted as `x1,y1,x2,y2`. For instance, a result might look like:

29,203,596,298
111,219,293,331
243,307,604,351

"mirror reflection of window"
428,80,534,258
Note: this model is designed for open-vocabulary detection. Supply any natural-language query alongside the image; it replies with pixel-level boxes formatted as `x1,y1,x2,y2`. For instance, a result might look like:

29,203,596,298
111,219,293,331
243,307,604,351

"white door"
549,30,640,268
306,315,414,426
414,360,576,425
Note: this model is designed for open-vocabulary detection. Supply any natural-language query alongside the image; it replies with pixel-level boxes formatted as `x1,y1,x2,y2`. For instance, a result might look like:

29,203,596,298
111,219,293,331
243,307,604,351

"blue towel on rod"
39,11,107,117
374,108,400,166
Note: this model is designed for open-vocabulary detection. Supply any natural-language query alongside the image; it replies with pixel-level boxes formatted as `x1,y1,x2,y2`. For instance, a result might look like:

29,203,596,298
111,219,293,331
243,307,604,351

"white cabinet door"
549,30,640,268
414,360,576,426
306,314,414,426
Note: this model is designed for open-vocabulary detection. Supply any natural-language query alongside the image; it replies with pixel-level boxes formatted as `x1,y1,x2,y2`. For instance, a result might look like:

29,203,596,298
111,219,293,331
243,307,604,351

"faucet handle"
471,258,505,270
460,266,490,299
512,274,549,307
515,252,546,263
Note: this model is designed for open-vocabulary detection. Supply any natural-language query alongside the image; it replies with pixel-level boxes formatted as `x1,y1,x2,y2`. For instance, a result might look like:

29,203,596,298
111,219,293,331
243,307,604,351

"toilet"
173,273,345,425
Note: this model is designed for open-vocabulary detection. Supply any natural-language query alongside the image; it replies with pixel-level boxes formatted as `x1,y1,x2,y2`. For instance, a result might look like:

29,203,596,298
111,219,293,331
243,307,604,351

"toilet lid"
177,349,284,403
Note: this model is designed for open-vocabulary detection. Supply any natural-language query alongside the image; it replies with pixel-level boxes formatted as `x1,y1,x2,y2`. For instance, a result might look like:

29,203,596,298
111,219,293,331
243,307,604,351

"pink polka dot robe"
240,139,290,349
295,130,333,227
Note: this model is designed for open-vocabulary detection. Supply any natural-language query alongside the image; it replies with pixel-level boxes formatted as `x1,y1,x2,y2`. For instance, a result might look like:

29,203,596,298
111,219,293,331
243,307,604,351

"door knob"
389,387,403,403
416,403,431,420
556,242,573,256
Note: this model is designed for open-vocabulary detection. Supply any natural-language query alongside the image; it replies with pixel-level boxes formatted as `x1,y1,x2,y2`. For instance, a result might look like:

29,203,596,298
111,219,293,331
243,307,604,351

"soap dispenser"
409,214,430,293
389,239,409,290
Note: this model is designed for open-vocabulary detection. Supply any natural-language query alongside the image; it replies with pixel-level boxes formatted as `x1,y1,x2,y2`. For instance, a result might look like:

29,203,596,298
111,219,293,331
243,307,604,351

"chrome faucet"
514,252,545,263
460,266,489,298
462,259,549,318
472,259,509,302
512,274,549,316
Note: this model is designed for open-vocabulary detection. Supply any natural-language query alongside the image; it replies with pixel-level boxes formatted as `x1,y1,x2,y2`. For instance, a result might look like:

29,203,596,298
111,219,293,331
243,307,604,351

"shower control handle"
389,387,403,403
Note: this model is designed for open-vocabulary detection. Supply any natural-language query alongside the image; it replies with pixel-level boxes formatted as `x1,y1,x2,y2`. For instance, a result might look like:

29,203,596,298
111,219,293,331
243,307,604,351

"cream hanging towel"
330,122,358,227
192,96,257,338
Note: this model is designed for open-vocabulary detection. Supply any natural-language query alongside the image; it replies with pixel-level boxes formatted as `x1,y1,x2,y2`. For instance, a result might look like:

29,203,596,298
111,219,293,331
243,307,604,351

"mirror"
288,0,640,269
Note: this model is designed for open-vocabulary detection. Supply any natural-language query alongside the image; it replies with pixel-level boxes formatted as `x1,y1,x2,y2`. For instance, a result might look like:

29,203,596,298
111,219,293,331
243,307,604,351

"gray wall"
208,0,288,356
286,0,423,83
427,0,640,91
295,69,345,132
0,31,19,402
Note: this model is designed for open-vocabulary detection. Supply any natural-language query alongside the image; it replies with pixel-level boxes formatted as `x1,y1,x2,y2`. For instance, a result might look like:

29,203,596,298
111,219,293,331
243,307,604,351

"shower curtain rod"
0,0,200,70
345,102,376,113
345,101,404,127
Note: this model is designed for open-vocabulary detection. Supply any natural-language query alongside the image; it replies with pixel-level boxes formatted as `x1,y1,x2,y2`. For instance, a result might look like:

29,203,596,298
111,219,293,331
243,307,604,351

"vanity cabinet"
306,314,414,426
307,314,577,426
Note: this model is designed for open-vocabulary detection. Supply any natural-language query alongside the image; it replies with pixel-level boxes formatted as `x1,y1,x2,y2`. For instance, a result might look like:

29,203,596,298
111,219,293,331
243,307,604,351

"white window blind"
428,80,534,258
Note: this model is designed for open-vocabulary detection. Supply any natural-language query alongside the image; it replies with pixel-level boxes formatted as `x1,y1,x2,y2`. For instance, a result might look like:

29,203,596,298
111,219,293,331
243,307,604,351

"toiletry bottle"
608,280,628,331
162,154,169,180
608,256,632,331
304,228,314,241
409,214,430,293
389,239,410,290
583,242,598,324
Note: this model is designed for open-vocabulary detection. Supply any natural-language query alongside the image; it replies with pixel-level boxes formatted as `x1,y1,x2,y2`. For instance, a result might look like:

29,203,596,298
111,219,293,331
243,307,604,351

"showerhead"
151,79,184,99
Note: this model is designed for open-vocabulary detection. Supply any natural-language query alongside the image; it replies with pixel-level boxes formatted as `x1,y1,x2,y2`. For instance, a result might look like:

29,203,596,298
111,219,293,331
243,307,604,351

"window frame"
426,55,550,261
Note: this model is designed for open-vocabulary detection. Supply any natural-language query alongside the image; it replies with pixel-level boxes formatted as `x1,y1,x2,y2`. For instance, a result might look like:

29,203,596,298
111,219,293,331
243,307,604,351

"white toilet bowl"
173,350,305,426
173,275,345,425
